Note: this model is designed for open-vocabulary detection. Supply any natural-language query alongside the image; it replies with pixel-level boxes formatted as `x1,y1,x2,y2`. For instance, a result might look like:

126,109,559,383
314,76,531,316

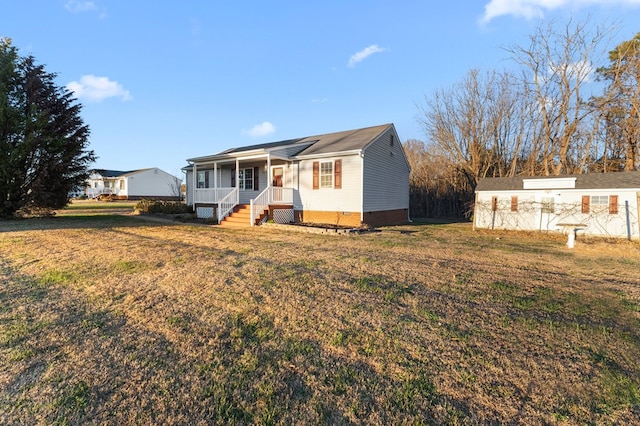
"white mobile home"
474,172,640,240
86,168,182,200
183,124,410,227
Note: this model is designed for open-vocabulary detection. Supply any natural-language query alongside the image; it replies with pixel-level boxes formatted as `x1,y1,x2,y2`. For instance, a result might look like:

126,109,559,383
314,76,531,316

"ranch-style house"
183,123,410,228
85,168,182,200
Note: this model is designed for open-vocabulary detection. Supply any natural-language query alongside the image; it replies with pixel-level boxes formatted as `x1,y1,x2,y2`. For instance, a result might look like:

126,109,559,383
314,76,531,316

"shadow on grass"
410,217,471,225
0,259,472,425
0,214,172,233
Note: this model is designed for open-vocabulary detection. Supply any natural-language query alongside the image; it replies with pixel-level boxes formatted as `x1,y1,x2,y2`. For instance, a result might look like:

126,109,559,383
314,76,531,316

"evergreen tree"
0,38,95,217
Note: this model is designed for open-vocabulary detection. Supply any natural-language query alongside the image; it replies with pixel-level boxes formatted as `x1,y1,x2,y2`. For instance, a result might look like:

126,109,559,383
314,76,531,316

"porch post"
266,154,271,188
214,161,218,199
192,162,197,206
235,158,240,204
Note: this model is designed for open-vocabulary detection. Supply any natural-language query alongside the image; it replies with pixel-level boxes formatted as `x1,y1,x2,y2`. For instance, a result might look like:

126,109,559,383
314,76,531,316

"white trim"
523,177,577,189
293,149,362,160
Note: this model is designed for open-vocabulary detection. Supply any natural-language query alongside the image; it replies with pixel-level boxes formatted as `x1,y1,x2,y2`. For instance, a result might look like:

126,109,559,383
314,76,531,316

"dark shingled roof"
476,171,640,191
186,124,393,163
92,169,152,178
223,138,306,154
294,124,391,156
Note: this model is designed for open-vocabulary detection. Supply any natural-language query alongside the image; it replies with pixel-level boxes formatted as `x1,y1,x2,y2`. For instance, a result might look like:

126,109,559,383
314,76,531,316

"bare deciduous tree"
504,18,612,175
418,69,522,187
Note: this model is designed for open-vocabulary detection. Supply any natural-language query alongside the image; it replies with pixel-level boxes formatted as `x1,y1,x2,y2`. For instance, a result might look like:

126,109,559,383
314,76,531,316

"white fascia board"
187,148,267,163
189,151,270,165
293,149,362,160
523,177,576,189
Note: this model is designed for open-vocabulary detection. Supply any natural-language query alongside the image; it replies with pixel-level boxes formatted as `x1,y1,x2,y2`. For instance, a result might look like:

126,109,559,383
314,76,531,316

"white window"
239,168,253,190
119,180,125,190
541,197,555,213
197,171,208,189
591,195,608,207
320,161,333,189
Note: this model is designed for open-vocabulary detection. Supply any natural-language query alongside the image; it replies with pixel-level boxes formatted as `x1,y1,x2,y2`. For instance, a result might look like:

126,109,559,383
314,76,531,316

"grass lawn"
0,211,639,424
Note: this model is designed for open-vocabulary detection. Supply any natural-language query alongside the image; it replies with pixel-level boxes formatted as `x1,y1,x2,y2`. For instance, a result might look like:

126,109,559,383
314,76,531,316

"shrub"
134,199,193,215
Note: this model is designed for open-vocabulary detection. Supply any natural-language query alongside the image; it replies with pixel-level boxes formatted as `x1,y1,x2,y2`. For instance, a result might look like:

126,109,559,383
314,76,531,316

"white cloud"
480,0,640,23
65,0,97,13
66,75,132,102
347,44,386,68
243,121,276,138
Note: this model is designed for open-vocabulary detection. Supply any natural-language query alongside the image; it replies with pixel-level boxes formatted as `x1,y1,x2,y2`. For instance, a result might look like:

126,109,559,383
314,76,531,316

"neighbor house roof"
91,168,155,178
476,171,640,191
186,123,393,163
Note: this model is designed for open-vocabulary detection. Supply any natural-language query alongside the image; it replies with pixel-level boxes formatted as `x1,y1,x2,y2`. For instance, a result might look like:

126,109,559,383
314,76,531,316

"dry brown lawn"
1,210,639,425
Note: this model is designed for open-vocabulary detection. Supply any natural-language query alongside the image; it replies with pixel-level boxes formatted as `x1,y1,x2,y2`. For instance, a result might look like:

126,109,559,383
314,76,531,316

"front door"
272,167,284,202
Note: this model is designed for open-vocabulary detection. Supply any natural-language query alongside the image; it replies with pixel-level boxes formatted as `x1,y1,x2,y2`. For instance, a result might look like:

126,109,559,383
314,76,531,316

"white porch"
188,153,297,226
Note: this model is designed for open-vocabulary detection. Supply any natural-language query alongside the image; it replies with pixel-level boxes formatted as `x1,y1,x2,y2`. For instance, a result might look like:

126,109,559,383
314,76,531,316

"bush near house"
134,199,193,215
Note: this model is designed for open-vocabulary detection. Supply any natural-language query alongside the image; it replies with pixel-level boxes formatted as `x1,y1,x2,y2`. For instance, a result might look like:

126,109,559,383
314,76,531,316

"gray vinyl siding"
362,127,410,212
185,170,193,205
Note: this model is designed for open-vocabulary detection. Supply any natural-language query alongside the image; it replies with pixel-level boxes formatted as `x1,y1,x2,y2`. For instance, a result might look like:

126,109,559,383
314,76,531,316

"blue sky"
3,0,640,179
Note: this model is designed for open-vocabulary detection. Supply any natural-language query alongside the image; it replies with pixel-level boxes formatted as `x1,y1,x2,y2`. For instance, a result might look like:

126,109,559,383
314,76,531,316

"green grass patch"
351,275,413,302
40,269,77,286
113,260,150,274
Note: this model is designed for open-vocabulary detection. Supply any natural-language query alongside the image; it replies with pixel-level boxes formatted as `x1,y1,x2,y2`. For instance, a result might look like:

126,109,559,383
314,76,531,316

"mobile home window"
119,180,125,190
541,197,555,213
591,195,608,207
320,161,333,188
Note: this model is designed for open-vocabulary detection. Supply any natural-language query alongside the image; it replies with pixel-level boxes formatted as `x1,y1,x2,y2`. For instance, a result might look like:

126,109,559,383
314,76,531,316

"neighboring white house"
85,168,182,200
474,172,640,240
183,123,410,227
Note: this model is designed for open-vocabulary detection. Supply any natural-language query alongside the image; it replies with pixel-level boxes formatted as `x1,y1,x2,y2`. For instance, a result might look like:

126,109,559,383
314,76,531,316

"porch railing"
195,187,235,204
250,187,294,227
217,188,239,224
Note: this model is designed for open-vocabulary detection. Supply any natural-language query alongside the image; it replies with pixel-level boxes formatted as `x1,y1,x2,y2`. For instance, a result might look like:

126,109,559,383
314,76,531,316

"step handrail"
250,187,271,227
217,187,239,224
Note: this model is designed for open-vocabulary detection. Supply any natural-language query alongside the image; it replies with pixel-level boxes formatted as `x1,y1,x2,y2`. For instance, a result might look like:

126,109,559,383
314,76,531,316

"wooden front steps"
219,204,268,228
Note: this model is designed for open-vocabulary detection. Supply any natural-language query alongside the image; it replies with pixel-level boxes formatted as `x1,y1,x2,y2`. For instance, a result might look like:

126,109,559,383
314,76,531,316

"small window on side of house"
541,197,555,213
320,161,333,189
119,180,124,190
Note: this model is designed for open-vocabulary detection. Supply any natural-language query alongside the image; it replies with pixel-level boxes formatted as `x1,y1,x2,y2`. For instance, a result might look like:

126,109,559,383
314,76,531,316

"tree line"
407,19,640,219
